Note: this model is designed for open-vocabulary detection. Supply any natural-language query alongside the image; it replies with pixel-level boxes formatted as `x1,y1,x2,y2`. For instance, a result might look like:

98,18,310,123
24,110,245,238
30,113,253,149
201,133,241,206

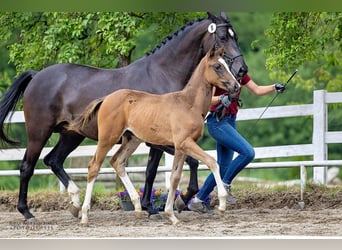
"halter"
208,22,243,71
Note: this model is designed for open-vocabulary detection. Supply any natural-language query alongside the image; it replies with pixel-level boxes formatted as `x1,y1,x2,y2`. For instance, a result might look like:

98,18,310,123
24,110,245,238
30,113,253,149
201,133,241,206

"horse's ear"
207,12,216,21
220,12,230,22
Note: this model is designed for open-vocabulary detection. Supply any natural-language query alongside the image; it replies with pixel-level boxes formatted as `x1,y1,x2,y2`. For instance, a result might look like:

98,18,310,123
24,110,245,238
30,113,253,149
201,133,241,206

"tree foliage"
0,12,200,75
264,12,342,91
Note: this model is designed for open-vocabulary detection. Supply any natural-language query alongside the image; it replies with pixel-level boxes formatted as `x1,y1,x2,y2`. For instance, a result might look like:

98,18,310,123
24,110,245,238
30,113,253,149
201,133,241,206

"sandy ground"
1,208,342,238
1,187,342,238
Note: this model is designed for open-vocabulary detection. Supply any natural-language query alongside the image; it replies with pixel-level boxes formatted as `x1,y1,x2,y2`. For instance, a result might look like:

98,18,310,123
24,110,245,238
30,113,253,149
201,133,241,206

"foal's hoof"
175,195,186,213
168,216,180,225
80,221,89,227
135,210,143,218
69,204,81,218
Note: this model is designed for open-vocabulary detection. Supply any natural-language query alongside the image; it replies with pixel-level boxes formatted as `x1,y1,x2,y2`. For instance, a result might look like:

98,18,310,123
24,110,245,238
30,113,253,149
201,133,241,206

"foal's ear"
217,46,225,57
209,44,216,58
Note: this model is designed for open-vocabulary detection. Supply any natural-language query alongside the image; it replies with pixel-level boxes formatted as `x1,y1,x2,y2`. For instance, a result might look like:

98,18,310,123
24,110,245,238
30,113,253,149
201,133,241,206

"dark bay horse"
70,46,240,225
0,12,247,219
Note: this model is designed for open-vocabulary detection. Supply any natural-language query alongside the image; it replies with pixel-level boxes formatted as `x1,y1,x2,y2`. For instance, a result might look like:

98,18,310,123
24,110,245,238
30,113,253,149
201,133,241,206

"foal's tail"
69,98,105,132
0,70,38,146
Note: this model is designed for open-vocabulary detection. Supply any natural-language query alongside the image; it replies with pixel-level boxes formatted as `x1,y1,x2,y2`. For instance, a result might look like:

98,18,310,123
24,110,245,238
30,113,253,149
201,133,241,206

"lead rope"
245,69,298,138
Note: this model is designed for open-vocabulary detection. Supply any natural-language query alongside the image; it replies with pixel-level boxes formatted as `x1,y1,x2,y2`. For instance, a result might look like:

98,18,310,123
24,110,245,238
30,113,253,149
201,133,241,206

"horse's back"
23,63,122,121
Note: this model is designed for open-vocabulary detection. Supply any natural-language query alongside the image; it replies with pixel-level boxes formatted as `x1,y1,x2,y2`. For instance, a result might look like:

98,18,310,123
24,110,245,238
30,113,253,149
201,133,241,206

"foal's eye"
214,63,222,70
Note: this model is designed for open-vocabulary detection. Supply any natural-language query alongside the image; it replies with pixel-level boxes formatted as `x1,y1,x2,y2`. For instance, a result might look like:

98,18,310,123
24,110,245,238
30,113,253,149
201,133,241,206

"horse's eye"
219,35,227,42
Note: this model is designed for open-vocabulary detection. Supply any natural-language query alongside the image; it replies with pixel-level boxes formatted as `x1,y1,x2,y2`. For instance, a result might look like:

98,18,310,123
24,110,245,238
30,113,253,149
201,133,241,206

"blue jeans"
197,113,255,201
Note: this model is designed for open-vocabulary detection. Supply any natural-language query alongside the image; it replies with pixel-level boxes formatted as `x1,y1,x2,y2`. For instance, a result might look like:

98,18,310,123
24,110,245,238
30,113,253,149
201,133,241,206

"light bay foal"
71,45,240,225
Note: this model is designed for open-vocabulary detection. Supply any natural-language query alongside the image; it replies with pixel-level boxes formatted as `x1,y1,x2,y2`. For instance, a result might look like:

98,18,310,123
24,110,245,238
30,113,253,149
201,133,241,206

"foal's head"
204,46,241,94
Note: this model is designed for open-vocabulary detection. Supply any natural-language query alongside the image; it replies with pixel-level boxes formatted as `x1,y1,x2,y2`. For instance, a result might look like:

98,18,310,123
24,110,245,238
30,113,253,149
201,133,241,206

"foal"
71,46,240,225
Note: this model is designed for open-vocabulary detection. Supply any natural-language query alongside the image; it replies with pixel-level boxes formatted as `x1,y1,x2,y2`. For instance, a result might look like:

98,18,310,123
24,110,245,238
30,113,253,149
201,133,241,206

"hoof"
145,206,159,216
214,206,225,215
170,218,180,225
148,213,163,221
69,204,81,218
135,210,143,218
26,217,36,224
175,195,186,213
218,197,227,212
80,221,89,227
217,205,226,212
166,212,180,225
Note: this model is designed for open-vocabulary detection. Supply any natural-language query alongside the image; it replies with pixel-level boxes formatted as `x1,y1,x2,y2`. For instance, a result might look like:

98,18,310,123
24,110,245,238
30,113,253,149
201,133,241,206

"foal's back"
97,88,203,147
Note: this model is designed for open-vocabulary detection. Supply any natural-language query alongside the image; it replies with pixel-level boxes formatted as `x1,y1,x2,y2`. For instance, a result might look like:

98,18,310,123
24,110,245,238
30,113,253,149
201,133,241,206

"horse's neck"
132,19,211,84
182,63,213,114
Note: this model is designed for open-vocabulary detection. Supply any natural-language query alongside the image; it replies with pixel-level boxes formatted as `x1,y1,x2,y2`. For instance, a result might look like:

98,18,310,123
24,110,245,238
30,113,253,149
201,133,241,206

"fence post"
312,90,328,185
300,164,306,200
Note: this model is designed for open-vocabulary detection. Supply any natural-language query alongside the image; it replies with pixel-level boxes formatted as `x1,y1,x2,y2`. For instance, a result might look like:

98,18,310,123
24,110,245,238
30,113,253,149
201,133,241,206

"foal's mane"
145,18,205,56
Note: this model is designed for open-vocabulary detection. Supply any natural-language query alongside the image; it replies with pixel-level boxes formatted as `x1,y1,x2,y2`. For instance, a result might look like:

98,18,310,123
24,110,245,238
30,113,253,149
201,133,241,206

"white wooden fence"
1,90,342,191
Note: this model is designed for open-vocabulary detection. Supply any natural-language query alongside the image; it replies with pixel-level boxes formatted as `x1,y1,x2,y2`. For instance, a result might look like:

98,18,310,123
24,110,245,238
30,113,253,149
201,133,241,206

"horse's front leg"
164,150,186,225
110,133,142,214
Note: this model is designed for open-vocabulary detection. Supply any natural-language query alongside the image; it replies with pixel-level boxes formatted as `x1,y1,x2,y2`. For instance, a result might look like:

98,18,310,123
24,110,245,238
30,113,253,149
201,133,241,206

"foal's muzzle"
224,81,241,95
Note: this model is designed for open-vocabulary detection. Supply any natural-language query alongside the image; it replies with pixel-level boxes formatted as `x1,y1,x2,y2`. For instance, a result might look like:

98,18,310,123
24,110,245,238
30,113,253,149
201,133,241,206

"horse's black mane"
145,18,205,57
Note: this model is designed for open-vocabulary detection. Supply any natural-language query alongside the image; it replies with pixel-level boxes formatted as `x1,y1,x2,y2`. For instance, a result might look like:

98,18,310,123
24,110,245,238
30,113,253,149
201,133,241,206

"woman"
188,74,286,213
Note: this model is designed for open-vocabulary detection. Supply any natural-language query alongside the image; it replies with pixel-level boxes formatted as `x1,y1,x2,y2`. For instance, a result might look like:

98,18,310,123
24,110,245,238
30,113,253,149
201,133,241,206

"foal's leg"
180,138,227,212
110,133,142,213
145,144,199,213
175,156,199,212
164,150,186,225
80,141,113,225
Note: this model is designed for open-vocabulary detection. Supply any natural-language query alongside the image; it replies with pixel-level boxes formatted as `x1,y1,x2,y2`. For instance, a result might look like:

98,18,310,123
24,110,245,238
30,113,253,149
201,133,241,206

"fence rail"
1,90,342,190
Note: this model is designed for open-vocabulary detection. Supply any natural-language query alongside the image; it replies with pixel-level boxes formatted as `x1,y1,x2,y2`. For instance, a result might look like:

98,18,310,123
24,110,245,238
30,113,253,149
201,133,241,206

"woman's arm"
244,79,276,96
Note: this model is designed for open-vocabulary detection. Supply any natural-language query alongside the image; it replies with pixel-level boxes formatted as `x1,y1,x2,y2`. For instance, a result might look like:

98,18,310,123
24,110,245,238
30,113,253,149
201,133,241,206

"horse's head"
204,45,241,95
203,12,248,81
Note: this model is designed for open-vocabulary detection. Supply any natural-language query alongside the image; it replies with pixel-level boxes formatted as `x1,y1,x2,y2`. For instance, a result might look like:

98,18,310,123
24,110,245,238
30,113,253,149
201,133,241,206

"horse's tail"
68,97,105,132
0,70,38,146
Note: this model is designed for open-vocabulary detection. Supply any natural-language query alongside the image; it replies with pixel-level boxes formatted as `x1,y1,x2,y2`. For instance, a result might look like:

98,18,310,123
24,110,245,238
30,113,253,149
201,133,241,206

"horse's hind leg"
18,128,53,220
164,150,186,225
43,131,85,217
110,132,142,213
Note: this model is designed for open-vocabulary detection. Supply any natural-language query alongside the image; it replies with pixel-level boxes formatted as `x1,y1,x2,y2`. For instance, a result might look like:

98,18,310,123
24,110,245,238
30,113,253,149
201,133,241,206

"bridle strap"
210,23,242,66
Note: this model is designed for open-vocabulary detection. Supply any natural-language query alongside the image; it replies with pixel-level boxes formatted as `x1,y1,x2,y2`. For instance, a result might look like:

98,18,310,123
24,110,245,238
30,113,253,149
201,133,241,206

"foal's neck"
182,61,213,115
